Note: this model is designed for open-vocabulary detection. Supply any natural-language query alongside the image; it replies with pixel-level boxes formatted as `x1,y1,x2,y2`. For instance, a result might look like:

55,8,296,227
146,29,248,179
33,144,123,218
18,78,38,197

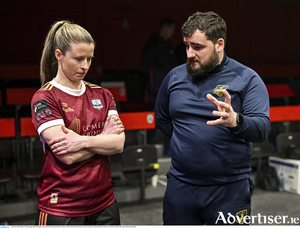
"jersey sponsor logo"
33,100,53,122
82,121,105,136
214,85,229,97
91,99,103,110
50,193,58,204
62,103,74,112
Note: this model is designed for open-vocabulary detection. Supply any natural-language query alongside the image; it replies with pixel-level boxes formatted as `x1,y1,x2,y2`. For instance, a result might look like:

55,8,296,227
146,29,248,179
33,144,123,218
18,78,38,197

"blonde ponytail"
40,20,95,86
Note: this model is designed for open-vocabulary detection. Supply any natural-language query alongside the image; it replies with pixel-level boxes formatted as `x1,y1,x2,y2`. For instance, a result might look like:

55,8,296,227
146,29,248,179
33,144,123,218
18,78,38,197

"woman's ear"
55,49,63,61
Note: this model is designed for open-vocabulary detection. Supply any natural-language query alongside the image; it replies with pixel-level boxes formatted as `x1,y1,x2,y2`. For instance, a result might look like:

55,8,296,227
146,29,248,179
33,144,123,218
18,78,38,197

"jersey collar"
50,79,86,96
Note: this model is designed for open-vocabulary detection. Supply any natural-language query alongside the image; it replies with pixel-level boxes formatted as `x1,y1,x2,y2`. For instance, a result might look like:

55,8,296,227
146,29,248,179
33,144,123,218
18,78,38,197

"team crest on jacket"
214,85,229,97
91,99,103,110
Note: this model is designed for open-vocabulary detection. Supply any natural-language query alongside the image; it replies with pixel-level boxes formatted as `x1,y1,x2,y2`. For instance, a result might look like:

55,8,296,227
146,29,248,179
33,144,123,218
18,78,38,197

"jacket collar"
212,52,227,73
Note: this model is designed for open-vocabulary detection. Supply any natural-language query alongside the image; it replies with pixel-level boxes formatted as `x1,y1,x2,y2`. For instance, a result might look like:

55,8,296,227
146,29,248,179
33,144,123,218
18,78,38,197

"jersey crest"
214,85,229,97
91,99,103,110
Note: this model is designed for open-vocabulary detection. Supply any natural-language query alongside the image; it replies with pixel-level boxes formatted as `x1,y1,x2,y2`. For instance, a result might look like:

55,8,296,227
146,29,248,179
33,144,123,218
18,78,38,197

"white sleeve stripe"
37,119,65,135
108,110,118,116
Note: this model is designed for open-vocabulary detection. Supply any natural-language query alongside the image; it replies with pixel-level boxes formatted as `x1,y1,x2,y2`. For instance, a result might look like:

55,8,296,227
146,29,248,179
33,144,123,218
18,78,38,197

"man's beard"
186,50,220,80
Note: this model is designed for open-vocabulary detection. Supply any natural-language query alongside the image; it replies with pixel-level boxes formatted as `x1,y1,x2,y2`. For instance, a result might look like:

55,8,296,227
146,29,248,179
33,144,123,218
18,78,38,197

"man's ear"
216,38,225,53
55,49,63,61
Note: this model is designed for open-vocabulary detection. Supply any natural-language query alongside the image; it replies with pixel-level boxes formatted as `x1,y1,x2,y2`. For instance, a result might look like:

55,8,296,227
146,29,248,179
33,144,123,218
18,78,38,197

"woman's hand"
49,115,125,156
49,125,85,155
102,115,125,135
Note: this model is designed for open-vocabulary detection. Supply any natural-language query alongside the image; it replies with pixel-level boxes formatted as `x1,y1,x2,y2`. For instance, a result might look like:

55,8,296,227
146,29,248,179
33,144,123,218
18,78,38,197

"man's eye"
194,46,203,50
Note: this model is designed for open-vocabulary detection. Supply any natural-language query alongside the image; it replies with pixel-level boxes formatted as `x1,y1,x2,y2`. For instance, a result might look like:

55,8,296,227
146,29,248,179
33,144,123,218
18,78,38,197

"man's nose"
186,47,195,59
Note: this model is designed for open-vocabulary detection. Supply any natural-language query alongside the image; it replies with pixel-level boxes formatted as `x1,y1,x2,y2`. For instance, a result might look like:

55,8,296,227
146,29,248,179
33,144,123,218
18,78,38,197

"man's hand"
206,90,237,128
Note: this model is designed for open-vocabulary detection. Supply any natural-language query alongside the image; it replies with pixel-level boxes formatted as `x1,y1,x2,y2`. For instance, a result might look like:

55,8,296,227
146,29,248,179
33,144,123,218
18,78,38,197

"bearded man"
155,11,271,225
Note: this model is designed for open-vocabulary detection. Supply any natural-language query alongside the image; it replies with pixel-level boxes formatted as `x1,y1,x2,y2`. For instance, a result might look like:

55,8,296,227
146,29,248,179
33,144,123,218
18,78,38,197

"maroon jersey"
31,79,118,217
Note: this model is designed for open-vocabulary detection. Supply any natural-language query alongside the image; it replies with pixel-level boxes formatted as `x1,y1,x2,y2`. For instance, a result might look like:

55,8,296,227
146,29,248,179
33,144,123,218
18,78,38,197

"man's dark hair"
159,17,175,30
181,11,227,44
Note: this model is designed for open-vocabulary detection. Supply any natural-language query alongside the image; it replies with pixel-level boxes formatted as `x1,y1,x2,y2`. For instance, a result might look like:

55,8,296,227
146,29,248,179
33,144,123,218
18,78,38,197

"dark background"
1,0,300,80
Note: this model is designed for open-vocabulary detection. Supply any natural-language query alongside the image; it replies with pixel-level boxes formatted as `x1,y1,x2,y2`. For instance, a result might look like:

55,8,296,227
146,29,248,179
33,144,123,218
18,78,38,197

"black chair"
16,137,42,199
121,145,158,202
16,118,42,199
0,170,14,201
122,145,158,180
109,153,123,185
0,118,16,201
251,138,271,177
252,138,270,155
276,132,300,159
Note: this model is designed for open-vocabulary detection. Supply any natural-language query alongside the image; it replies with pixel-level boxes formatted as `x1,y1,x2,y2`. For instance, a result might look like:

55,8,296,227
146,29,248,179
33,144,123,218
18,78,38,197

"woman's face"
56,42,95,83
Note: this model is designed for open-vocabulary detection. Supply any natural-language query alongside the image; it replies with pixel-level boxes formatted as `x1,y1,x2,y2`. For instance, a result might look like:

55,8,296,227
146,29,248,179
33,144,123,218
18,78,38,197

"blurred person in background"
141,17,179,156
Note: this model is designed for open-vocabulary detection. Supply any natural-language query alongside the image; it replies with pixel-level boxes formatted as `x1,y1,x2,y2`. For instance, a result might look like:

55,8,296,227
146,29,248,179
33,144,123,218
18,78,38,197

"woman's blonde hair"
40,20,95,86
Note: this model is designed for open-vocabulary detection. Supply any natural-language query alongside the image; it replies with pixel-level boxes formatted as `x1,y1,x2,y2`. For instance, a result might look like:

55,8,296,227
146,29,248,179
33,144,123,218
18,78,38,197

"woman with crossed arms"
31,20,125,225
